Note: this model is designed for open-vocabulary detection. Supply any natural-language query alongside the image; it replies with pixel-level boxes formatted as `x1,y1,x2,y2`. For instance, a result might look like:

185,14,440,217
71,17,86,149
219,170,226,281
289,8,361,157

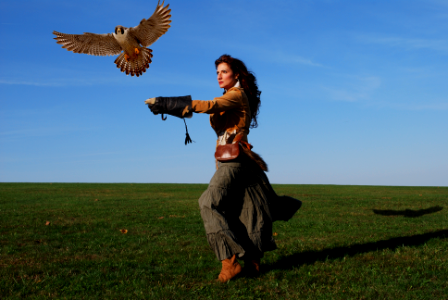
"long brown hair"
215,54,261,128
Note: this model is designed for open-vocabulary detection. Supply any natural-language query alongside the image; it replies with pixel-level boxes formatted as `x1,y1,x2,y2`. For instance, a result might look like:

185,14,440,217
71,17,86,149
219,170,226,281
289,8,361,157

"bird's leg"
124,53,130,62
134,48,140,55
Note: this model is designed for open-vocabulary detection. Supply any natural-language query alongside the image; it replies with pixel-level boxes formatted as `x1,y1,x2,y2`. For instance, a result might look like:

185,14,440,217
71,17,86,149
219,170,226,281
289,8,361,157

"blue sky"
0,0,447,185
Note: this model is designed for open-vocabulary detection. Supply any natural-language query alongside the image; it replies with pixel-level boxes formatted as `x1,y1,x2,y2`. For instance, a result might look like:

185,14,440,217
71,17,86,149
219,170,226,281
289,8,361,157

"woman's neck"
225,80,240,92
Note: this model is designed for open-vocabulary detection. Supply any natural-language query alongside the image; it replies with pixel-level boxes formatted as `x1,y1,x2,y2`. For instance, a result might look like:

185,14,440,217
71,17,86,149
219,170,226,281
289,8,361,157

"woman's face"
217,62,238,90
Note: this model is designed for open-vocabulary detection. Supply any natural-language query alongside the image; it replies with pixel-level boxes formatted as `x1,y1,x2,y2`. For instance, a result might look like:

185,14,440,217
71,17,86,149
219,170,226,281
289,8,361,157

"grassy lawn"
0,183,447,299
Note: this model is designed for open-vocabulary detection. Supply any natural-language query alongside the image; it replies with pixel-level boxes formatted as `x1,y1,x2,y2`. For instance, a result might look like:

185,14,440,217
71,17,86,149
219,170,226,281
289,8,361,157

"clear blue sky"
0,0,447,186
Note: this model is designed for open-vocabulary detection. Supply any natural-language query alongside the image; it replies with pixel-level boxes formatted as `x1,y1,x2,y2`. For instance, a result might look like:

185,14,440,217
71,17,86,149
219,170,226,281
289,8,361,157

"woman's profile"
145,54,301,282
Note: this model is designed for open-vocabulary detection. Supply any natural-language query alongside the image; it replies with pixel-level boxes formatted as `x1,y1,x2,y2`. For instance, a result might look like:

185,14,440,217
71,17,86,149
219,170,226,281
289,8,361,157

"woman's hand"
145,96,193,119
145,98,156,105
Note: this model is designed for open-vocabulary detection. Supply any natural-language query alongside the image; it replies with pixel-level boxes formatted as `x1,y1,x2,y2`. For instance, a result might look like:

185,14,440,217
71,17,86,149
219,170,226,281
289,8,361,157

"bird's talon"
124,53,130,62
135,48,140,55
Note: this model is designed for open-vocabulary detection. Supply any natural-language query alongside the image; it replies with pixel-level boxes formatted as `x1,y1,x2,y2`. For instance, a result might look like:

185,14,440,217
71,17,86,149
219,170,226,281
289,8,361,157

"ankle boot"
244,258,260,277
218,254,242,282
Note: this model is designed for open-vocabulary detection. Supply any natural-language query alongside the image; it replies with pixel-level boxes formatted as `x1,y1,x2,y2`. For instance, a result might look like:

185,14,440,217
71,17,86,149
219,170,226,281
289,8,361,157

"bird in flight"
53,1,171,77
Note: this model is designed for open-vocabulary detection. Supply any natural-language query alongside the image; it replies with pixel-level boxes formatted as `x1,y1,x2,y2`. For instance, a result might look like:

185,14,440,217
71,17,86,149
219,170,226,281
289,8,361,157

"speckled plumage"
53,1,171,77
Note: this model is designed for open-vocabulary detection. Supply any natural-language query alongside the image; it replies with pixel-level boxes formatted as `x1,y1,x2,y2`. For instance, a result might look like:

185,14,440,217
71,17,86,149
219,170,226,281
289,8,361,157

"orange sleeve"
191,90,242,114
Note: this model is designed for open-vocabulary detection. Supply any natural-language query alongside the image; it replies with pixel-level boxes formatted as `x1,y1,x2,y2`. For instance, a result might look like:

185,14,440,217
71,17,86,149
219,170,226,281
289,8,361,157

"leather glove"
147,95,193,119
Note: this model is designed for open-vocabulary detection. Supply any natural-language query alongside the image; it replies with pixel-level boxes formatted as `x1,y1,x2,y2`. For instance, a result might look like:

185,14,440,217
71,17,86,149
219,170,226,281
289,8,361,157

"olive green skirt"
198,157,302,261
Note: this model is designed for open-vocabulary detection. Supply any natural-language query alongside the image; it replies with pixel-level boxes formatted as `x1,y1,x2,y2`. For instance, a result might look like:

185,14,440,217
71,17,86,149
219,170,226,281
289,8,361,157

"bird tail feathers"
114,48,153,77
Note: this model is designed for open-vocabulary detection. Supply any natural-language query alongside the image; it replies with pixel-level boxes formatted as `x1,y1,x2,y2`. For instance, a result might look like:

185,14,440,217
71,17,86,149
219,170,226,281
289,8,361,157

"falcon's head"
115,26,126,35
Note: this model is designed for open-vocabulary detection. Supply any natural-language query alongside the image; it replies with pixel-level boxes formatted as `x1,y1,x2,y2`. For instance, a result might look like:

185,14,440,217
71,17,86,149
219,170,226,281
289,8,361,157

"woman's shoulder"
227,87,244,94
225,87,248,101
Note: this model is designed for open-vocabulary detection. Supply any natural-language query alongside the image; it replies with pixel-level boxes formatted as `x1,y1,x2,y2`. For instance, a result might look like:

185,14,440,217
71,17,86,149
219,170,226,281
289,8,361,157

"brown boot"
244,258,260,277
218,254,242,283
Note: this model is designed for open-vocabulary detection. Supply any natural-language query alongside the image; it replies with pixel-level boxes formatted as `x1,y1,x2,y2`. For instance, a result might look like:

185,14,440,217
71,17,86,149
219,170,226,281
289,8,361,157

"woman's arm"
192,89,243,114
144,88,243,117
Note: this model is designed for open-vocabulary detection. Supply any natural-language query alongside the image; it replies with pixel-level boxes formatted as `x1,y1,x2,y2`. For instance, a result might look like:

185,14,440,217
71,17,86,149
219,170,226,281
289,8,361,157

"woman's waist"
210,112,250,136
217,153,252,167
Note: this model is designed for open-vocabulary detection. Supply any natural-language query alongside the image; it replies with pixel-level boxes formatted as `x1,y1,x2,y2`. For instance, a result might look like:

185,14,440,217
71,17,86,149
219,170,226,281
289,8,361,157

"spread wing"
53,31,123,56
128,1,171,47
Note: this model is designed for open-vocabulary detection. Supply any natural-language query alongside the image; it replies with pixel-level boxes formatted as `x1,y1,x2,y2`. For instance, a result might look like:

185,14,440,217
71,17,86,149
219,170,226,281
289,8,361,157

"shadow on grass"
373,206,443,218
265,229,448,272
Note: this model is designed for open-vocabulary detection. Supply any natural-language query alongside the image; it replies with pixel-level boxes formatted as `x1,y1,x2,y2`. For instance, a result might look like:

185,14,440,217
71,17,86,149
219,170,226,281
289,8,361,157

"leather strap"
232,133,244,144
232,133,252,150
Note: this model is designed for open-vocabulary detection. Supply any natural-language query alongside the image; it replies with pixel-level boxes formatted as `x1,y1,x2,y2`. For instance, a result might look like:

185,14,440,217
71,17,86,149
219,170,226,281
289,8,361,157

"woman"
145,54,301,282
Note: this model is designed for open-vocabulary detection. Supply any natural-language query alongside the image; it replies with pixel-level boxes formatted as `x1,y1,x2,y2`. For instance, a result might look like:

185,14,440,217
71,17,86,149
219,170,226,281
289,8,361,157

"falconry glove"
149,95,193,119
147,95,194,145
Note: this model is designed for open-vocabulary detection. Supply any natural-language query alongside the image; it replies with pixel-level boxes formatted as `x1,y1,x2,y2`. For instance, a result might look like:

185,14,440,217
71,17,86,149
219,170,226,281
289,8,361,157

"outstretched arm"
144,88,244,117
191,89,243,114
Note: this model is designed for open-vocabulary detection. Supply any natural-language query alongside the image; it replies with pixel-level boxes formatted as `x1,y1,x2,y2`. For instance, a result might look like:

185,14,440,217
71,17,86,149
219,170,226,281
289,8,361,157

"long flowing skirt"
198,156,302,261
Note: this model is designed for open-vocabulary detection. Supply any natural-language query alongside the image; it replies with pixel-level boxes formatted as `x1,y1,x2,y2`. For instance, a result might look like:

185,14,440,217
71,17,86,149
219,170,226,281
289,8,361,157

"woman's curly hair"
215,54,261,128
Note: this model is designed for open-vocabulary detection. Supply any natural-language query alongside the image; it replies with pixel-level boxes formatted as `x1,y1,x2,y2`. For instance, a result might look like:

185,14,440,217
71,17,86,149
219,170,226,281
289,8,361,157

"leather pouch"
215,143,240,161
214,133,243,162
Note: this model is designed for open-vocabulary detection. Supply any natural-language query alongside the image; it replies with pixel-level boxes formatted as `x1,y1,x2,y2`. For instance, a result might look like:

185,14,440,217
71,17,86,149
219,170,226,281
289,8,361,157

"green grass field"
0,183,447,299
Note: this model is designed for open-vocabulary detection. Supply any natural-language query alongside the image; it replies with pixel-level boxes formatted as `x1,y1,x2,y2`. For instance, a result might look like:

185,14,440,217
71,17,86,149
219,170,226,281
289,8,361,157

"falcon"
53,1,171,77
